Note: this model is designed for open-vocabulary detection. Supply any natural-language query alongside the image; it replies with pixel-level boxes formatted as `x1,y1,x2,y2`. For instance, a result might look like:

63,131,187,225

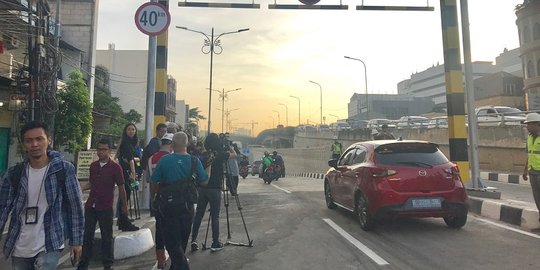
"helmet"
273,151,278,155
333,136,338,140
524,113,540,123
264,151,269,156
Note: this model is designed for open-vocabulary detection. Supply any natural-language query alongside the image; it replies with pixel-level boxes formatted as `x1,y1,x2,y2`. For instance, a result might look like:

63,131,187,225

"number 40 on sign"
134,2,171,36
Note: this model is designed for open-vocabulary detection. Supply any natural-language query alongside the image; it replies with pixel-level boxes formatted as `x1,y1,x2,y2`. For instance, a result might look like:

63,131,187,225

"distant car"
475,106,525,126
329,121,351,131
251,160,262,176
428,116,448,128
366,119,396,129
396,116,429,129
324,140,469,231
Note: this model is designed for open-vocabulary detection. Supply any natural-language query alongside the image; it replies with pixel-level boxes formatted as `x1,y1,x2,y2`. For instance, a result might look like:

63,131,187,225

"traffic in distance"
298,105,528,133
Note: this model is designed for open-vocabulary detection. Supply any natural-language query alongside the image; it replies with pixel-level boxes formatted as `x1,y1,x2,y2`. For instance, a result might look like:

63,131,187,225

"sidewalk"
471,176,540,230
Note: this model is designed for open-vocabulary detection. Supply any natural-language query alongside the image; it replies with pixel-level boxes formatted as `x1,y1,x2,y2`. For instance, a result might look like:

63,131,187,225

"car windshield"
374,143,449,166
496,107,525,116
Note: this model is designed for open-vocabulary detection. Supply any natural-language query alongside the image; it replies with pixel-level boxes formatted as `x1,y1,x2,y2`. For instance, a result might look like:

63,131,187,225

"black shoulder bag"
157,155,199,207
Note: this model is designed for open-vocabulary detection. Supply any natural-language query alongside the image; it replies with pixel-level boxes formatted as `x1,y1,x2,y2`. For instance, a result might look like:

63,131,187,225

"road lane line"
323,218,390,266
271,183,291,193
471,215,540,240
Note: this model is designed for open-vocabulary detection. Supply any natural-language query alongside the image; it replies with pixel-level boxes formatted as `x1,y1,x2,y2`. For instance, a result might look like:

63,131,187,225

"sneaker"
191,241,199,252
210,242,224,252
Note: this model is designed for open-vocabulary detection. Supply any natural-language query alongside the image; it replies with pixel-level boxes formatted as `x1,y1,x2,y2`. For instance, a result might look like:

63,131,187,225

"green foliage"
187,107,206,135
54,70,93,153
125,109,142,124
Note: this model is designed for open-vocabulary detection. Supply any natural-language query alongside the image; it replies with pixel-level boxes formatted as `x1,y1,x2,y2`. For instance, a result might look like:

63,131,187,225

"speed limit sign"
134,2,171,36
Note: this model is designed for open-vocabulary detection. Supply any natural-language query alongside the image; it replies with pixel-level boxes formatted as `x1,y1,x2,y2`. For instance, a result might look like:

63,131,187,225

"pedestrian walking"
115,123,140,231
148,133,174,269
0,121,84,269
150,132,208,270
331,136,343,159
190,133,236,253
77,138,129,270
523,113,540,221
227,144,241,195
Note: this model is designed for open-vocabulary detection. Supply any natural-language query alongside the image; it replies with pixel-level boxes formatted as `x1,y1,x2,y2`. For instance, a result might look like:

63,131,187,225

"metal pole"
460,0,480,189
208,28,214,135
290,95,300,126
309,81,322,125
279,103,288,126
145,35,157,145
362,61,369,121
221,88,225,133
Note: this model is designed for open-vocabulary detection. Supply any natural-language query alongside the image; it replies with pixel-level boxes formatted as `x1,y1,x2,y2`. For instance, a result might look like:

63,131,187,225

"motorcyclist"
261,151,274,177
271,151,285,178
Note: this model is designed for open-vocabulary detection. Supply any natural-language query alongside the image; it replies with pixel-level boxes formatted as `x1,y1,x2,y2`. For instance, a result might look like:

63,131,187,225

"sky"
96,0,523,135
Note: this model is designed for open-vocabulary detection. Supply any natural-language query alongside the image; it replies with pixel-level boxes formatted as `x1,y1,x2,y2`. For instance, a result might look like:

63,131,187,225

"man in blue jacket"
0,121,84,269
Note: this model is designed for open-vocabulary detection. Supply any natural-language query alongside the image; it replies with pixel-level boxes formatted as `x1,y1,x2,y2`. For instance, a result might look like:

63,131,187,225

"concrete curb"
480,171,527,185
469,197,540,230
290,172,324,179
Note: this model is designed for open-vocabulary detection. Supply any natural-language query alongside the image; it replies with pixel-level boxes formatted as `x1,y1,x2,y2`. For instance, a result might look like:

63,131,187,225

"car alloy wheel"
324,180,337,209
355,194,375,231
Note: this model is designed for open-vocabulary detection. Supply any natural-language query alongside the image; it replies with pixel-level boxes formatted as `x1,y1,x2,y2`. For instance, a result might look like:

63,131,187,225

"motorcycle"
239,165,249,179
262,165,275,184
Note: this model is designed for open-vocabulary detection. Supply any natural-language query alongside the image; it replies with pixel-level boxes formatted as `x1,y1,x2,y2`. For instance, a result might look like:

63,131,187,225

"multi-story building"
348,93,434,120
474,72,524,109
397,62,496,106
516,0,540,110
96,45,178,129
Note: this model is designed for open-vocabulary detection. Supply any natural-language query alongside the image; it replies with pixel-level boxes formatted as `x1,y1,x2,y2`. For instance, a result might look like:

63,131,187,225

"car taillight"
370,168,397,177
443,166,460,175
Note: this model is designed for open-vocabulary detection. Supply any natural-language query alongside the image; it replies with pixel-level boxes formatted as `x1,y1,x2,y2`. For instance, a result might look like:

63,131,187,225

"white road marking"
271,183,291,193
471,215,540,240
323,218,390,266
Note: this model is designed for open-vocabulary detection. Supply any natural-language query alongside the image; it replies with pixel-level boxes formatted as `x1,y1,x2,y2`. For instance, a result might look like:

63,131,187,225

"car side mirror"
328,159,338,168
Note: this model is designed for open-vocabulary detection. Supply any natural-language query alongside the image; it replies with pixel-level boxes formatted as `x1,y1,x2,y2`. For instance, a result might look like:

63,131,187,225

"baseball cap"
161,133,174,142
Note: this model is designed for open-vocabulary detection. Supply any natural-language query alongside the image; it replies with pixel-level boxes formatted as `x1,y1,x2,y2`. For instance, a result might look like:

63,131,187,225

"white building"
397,48,522,107
96,45,181,130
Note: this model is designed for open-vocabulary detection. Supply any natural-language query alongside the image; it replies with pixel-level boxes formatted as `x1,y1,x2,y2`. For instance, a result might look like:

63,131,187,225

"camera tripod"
201,156,254,250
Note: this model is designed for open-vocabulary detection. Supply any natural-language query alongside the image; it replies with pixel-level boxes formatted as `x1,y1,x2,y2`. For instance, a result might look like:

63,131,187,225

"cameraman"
190,133,236,252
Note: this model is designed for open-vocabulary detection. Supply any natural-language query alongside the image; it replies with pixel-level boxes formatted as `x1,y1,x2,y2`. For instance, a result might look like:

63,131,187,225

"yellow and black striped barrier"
440,0,470,184
155,0,169,129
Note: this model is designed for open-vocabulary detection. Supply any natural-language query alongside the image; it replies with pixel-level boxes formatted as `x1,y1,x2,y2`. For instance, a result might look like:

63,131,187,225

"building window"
524,26,531,43
527,60,535,78
534,23,540,40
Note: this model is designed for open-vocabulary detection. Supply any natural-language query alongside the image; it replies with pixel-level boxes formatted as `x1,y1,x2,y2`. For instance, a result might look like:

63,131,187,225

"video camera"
218,133,233,151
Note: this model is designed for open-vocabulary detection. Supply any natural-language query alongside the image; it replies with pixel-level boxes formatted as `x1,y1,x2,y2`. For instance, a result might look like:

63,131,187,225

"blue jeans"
191,188,222,245
12,250,61,270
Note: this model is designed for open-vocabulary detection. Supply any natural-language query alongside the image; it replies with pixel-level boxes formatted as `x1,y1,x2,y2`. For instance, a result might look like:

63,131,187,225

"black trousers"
160,202,194,270
78,208,114,269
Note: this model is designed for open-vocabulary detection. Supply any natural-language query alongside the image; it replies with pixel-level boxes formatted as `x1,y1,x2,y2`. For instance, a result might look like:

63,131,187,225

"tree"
54,70,93,153
187,107,206,131
125,109,142,124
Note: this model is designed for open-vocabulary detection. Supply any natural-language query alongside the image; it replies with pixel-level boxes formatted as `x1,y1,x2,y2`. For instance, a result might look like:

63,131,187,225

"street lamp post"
344,56,369,120
329,114,339,121
268,116,275,128
176,26,249,134
210,87,241,132
278,103,288,126
289,95,301,126
272,110,281,126
309,80,323,125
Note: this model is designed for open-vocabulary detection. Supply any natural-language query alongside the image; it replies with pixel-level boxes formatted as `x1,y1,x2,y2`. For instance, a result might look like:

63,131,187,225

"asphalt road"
2,175,540,269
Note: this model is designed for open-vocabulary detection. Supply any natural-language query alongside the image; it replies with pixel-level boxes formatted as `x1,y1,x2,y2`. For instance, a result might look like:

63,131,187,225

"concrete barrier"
113,228,154,259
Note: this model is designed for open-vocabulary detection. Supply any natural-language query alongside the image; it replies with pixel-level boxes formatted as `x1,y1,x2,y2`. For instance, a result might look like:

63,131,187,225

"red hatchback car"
324,140,468,231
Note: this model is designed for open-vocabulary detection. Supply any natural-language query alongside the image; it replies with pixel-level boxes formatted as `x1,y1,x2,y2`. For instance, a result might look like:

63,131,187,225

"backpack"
157,155,199,207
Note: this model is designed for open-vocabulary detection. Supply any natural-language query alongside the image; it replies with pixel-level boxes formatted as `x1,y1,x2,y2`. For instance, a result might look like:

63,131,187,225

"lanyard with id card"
25,164,49,225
